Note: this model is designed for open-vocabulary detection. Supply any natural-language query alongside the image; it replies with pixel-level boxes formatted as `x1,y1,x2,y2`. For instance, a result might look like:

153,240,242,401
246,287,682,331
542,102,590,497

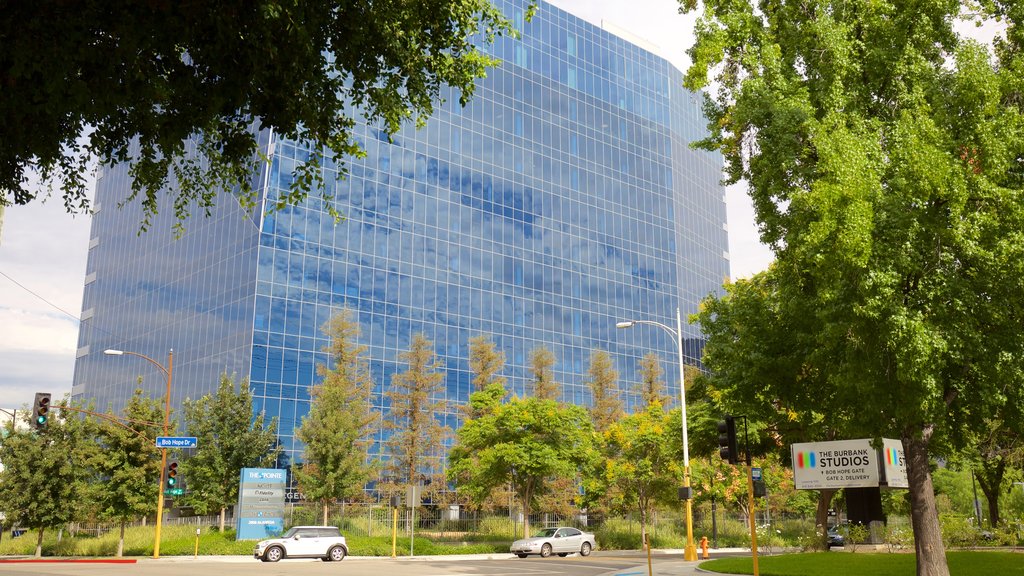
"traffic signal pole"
744,418,759,576
153,350,174,559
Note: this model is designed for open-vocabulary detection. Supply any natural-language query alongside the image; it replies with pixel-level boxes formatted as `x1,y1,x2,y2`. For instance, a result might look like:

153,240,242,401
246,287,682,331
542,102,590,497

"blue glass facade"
73,0,728,468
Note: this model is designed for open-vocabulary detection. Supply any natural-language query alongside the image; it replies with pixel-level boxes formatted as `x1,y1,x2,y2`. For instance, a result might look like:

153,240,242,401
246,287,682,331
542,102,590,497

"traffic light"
32,393,51,430
166,461,179,488
717,416,738,464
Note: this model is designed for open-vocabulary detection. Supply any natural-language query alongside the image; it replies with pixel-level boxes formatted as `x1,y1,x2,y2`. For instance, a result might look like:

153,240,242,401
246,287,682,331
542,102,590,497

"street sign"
156,436,198,448
164,488,184,496
751,467,762,481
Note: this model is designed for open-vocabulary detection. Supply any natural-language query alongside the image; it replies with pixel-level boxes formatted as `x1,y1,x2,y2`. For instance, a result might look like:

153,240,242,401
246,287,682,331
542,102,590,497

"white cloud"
0,196,91,409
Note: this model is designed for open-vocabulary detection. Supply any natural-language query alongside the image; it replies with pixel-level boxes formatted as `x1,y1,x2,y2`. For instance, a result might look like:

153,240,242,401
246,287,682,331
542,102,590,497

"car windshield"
280,527,299,538
534,528,558,538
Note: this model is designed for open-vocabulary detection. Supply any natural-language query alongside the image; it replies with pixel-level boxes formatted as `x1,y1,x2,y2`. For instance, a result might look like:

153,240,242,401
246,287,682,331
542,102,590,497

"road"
0,550,749,576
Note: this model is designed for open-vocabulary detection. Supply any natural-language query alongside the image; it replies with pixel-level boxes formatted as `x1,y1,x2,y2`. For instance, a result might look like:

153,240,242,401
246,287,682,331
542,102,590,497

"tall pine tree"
384,334,449,500
294,308,378,524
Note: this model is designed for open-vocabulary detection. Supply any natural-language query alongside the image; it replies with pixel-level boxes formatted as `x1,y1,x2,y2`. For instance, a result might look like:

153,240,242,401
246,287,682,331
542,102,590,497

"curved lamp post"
104,348,174,559
616,307,698,561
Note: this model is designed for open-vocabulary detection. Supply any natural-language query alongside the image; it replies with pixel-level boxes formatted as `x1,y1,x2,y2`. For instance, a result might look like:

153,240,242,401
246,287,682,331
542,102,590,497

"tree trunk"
35,527,44,558
521,485,533,539
219,507,226,532
975,459,1005,529
117,520,125,557
815,489,836,548
904,432,949,576
322,502,329,526
639,503,648,552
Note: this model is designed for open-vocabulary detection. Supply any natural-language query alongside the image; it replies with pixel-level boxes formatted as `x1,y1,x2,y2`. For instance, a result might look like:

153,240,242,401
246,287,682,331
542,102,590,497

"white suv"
254,526,348,562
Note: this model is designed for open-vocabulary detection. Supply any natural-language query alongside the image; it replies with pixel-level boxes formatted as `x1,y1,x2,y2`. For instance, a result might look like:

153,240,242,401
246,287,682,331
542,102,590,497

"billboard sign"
880,438,908,488
791,439,879,489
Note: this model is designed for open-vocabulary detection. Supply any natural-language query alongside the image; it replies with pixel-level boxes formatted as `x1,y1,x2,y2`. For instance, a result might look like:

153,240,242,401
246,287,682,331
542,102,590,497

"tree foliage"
592,403,681,547
90,388,163,557
181,373,280,530
528,346,559,401
0,397,95,557
448,395,595,537
464,335,508,420
383,333,449,497
683,1,1024,573
0,1,530,229
294,308,378,523
637,352,670,410
586,349,622,433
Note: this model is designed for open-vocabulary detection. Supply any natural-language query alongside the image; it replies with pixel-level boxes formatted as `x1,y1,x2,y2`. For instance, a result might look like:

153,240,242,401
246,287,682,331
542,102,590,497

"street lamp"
104,348,174,559
616,307,698,561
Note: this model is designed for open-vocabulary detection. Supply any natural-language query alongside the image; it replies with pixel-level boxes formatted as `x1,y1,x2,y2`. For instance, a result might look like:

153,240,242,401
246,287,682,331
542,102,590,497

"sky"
0,0,779,410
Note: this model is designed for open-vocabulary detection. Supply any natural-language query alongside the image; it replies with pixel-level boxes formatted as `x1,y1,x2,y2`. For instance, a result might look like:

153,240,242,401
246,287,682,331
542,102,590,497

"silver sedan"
510,526,596,558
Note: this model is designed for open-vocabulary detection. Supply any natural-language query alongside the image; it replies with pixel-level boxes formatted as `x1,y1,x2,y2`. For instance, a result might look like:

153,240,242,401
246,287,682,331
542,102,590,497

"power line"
0,268,81,323
0,268,122,341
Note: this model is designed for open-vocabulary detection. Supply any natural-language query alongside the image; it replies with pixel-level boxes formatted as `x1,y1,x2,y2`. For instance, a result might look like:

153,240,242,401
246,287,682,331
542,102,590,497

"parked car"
827,526,845,548
510,526,596,558
254,525,348,562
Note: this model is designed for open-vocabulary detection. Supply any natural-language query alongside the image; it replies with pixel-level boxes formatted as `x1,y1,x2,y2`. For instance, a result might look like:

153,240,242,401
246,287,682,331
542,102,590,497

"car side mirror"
555,534,561,538
294,534,301,540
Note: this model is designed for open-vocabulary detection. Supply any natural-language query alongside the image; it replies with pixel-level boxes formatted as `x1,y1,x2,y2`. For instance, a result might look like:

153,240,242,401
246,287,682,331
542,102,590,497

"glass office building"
73,0,729,469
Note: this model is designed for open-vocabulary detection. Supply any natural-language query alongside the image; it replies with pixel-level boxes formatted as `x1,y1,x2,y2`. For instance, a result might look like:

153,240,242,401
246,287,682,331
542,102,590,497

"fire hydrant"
700,536,710,559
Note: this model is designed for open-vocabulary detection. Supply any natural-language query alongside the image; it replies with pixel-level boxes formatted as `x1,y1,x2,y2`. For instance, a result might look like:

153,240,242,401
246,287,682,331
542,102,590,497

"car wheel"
580,542,592,556
328,545,347,562
265,546,284,562
540,543,552,558
517,553,528,558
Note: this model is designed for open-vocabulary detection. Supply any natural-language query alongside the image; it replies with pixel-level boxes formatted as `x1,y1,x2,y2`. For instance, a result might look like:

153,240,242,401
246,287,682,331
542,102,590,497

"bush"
840,523,869,552
940,514,980,548
884,524,913,552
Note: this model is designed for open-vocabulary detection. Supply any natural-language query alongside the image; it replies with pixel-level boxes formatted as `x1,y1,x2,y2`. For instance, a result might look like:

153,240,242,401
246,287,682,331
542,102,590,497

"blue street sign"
751,467,762,481
156,436,198,448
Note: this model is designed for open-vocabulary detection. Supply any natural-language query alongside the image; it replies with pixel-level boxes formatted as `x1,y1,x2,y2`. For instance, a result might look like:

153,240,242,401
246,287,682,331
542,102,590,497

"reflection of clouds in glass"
74,0,729,468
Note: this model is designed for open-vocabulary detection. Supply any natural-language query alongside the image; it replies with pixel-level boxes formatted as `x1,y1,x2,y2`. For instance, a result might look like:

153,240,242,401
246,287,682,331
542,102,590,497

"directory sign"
235,468,287,540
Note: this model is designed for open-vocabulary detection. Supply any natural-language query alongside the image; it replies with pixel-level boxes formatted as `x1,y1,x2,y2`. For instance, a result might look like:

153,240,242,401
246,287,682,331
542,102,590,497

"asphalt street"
0,549,753,576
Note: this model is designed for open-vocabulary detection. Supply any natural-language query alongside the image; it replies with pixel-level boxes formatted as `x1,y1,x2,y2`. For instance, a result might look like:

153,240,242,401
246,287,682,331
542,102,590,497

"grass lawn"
699,551,1024,576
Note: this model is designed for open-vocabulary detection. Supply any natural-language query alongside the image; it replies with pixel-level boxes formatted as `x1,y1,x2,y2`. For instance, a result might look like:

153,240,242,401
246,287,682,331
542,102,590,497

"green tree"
959,414,1023,529
448,395,595,537
90,389,163,557
683,2,1024,574
637,352,669,410
1,1,531,229
599,403,682,548
294,308,378,524
384,334,449,500
586,349,622,433
528,346,559,401
181,373,280,531
0,397,96,557
695,270,853,544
